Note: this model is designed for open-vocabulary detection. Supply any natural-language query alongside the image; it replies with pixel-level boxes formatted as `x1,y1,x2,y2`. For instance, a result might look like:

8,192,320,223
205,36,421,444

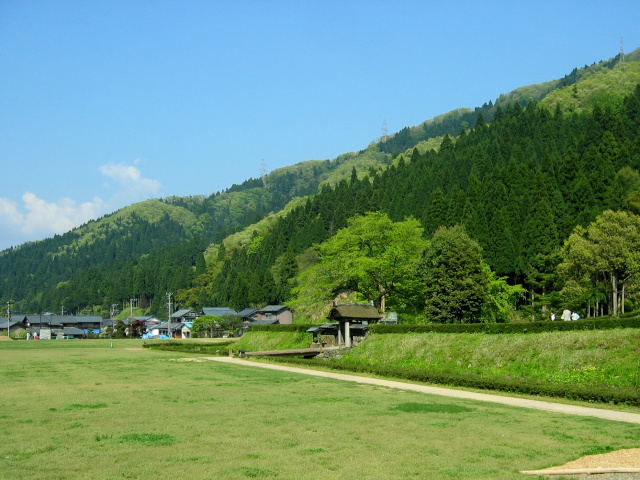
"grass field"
1,339,639,479
338,330,640,389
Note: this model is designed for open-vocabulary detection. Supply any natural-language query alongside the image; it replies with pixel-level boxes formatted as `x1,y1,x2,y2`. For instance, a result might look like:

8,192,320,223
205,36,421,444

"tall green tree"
558,210,640,316
418,225,489,323
289,212,427,319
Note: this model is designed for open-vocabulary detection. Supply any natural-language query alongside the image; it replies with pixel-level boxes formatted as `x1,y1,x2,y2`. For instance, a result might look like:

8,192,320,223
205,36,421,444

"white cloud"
99,163,162,196
0,194,105,249
21,192,105,234
0,162,162,250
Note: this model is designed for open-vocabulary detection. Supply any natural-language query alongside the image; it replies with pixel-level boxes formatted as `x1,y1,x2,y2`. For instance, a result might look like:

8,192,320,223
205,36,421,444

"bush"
369,316,640,334
249,324,313,333
143,341,236,354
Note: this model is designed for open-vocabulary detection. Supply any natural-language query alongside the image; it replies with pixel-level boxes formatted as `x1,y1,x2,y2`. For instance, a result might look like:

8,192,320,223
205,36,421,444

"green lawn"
1,339,639,479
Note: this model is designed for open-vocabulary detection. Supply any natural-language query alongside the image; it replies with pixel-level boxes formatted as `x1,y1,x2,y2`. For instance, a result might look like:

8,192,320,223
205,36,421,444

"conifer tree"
419,225,488,323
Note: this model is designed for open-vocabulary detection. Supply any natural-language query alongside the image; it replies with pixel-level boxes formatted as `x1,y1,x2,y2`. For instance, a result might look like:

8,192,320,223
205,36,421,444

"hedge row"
249,324,312,333
143,341,236,353
371,316,640,334
250,317,640,335
267,356,640,406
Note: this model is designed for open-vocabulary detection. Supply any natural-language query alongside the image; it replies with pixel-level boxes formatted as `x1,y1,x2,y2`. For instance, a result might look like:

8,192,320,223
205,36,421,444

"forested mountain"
2,48,640,320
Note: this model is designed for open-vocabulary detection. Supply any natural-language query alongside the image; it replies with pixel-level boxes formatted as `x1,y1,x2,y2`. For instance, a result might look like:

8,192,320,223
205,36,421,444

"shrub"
369,317,640,334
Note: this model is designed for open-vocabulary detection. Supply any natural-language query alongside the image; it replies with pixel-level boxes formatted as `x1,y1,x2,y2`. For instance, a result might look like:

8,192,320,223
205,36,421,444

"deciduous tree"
559,210,640,316
289,212,427,318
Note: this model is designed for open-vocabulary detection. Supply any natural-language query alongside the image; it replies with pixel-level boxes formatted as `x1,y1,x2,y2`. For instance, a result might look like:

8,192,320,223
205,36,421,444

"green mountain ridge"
2,47,640,318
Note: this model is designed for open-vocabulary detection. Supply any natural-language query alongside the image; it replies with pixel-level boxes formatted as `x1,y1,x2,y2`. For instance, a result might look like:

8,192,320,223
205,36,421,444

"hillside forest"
2,52,640,323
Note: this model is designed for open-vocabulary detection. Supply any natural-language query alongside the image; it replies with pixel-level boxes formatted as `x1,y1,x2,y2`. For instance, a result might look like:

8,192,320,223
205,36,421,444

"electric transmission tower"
260,159,267,188
381,119,388,143
620,37,625,63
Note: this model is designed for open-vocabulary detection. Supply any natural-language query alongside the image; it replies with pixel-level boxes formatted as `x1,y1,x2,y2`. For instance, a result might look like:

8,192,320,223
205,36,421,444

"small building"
380,312,398,324
154,322,184,338
2,318,29,337
326,303,382,347
254,305,292,324
51,327,86,339
306,323,340,346
168,309,200,338
181,323,193,339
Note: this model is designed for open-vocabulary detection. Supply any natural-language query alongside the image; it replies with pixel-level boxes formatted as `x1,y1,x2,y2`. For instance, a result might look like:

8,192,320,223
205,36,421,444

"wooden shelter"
325,303,382,347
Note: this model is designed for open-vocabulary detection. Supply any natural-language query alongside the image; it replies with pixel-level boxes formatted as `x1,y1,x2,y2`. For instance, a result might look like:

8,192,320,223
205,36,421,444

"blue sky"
1,1,639,250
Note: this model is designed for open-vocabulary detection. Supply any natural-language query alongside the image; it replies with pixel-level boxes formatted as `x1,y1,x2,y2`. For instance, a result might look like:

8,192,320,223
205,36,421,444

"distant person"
571,311,580,321
561,309,572,321
550,312,556,321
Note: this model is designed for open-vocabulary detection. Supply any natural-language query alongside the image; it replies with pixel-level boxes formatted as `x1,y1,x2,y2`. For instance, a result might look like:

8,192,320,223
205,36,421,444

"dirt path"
202,356,640,425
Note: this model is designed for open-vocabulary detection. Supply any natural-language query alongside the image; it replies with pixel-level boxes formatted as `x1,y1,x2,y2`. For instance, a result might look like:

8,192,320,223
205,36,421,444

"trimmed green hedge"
249,324,313,333
267,356,640,406
369,316,640,334
143,341,236,353
255,317,640,335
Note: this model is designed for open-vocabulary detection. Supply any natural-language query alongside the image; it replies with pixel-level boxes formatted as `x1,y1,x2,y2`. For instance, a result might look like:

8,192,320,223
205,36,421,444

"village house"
253,305,292,324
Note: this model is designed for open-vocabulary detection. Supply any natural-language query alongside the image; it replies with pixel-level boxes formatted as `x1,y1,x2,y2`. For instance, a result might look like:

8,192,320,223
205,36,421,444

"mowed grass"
1,340,639,480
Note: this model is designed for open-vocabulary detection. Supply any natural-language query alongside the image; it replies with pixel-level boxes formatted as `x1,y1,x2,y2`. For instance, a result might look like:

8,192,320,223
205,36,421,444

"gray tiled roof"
52,328,86,335
171,309,194,319
250,319,279,325
238,308,258,318
257,305,288,313
202,307,238,317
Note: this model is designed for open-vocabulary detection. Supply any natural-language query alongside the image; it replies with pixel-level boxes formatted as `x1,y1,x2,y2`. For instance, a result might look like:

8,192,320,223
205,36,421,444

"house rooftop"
251,319,279,326
171,309,195,318
202,307,238,317
257,305,288,313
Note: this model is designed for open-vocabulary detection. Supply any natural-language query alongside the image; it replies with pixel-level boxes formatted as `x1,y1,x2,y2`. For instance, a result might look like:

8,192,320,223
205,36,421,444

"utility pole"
166,293,173,338
5,301,10,337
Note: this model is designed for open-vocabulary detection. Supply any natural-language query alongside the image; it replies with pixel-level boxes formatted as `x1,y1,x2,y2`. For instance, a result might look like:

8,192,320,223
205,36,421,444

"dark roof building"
202,307,238,318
